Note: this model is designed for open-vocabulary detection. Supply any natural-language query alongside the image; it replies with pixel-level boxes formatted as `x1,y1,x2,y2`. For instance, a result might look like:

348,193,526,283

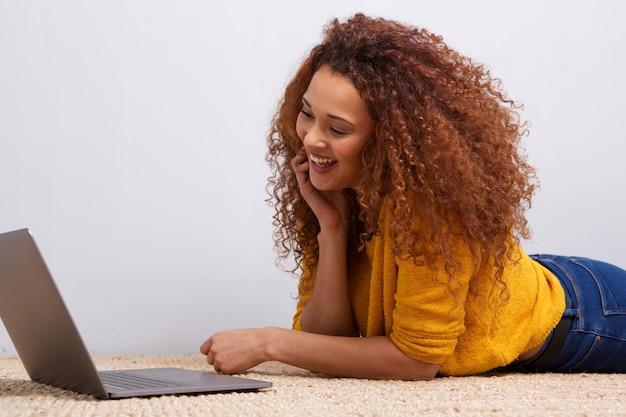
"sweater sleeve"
389,244,474,365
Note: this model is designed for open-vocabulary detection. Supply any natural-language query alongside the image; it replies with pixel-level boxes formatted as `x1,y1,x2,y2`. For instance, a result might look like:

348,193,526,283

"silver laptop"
0,228,272,399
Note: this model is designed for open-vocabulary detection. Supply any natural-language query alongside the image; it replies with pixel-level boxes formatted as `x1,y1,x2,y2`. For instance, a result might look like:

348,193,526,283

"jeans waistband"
522,254,574,369
527,316,573,369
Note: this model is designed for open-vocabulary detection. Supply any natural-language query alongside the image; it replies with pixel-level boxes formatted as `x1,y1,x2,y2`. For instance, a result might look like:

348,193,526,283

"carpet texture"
0,354,625,416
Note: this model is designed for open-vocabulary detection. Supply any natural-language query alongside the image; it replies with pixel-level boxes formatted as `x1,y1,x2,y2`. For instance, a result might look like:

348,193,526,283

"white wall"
1,0,624,356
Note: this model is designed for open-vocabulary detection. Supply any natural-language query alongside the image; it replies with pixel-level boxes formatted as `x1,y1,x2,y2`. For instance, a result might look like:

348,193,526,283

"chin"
310,179,342,192
309,171,356,191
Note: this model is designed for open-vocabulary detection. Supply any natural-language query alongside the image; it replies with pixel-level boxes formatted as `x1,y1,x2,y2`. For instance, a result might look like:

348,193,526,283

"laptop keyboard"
100,371,186,390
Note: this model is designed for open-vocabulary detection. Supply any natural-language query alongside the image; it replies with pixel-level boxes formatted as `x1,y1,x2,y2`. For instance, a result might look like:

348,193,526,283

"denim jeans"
520,254,626,372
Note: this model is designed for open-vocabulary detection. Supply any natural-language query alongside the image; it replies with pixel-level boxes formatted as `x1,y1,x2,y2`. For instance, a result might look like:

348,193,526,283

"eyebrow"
302,97,356,127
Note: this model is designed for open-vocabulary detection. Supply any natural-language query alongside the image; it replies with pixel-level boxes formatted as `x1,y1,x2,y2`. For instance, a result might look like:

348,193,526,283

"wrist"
317,226,349,246
262,327,286,362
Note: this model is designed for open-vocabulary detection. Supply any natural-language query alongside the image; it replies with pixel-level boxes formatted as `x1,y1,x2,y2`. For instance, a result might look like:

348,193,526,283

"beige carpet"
0,354,625,417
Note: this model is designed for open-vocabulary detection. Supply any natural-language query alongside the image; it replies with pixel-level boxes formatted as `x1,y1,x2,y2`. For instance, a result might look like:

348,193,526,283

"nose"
301,123,328,149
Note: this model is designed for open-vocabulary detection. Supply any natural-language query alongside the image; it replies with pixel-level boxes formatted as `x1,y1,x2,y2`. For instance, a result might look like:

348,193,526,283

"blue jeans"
519,254,626,372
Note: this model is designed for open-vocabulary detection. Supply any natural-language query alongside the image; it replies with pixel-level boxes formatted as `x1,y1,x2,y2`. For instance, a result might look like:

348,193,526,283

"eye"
300,109,313,119
330,127,348,135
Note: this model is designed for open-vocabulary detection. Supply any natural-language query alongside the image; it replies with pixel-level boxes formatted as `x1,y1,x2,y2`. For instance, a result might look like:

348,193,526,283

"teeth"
309,153,336,166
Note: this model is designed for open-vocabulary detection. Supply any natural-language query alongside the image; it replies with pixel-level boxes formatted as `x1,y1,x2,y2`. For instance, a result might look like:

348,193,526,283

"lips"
308,151,337,168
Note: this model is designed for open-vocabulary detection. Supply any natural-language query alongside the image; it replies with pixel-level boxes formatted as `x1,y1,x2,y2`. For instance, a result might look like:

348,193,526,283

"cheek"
295,114,306,141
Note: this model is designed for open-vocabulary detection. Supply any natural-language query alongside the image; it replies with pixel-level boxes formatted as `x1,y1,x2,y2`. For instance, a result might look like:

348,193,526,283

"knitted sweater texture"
293,199,565,376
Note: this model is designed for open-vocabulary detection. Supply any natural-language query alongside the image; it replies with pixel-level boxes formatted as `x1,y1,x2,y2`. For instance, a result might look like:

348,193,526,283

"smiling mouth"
309,152,337,168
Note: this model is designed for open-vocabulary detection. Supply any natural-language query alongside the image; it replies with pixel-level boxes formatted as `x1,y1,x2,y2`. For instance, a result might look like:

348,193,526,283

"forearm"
265,327,440,381
299,229,357,336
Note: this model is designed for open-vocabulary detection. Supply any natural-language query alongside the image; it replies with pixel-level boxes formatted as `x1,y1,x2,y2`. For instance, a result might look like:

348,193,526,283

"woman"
201,13,626,380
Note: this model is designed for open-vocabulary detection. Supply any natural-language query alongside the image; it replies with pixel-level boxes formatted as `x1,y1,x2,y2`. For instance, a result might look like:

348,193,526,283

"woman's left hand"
200,328,273,374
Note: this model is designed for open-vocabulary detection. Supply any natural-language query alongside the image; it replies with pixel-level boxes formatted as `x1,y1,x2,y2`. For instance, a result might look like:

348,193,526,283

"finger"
199,338,211,355
205,349,216,366
291,153,309,174
291,155,312,190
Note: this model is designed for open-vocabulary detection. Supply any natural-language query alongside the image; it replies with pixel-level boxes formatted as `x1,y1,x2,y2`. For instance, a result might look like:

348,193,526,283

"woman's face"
295,65,375,191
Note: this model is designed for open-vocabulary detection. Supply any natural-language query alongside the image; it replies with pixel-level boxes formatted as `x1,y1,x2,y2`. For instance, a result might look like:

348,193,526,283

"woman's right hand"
291,150,351,235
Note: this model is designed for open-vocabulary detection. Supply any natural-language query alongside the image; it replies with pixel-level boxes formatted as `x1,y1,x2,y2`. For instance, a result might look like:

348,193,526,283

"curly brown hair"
266,13,538,294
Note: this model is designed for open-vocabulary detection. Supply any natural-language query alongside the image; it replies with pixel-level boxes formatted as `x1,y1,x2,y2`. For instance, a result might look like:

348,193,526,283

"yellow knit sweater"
292,200,565,376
